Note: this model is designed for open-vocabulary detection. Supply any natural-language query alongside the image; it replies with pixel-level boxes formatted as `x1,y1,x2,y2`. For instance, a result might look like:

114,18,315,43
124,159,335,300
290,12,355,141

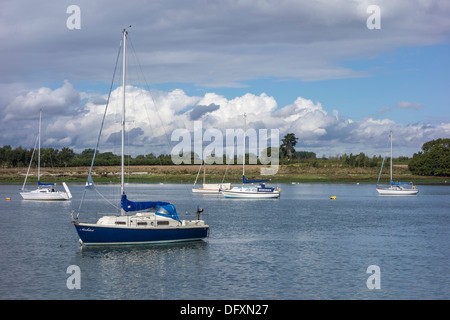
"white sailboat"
221,114,280,199
192,159,231,193
20,109,72,201
72,28,208,245
376,131,418,196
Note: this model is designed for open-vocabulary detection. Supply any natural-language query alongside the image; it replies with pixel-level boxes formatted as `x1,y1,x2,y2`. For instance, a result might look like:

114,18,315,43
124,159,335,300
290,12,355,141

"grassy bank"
1,164,448,184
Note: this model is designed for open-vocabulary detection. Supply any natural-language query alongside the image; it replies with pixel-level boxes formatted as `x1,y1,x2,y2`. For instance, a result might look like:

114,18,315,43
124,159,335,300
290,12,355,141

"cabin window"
115,221,126,225
156,207,169,215
157,221,169,226
137,222,147,226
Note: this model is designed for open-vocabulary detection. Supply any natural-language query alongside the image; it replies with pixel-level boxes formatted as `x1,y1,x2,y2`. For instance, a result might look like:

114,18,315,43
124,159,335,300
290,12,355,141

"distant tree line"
278,132,385,167
1,135,448,176
0,146,173,168
0,146,281,168
0,144,398,170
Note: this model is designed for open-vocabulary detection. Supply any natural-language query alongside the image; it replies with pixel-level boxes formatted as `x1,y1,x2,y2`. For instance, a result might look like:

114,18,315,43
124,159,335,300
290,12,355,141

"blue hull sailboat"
72,28,208,246
73,194,208,245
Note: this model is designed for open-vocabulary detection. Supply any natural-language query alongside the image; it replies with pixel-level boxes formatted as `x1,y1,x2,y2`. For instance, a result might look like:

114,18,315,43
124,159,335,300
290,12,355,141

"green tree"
409,138,450,176
293,151,316,160
80,148,95,159
40,148,58,167
281,133,298,161
58,147,75,167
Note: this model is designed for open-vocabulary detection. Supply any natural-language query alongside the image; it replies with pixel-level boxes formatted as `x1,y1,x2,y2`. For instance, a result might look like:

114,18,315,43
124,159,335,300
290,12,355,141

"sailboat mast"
390,131,393,182
121,29,127,195
242,113,246,182
38,108,42,183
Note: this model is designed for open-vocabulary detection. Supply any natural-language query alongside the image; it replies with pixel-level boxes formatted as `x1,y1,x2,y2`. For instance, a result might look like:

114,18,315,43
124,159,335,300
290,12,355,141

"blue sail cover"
120,194,181,222
242,175,270,184
38,181,56,186
390,180,411,185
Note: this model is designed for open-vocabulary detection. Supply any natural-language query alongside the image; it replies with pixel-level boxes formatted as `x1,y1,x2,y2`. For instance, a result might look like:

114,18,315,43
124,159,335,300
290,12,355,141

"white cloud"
3,82,447,157
0,1,449,156
3,80,80,121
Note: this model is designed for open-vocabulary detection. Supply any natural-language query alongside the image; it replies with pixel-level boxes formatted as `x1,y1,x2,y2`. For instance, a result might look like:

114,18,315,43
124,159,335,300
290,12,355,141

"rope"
76,35,122,218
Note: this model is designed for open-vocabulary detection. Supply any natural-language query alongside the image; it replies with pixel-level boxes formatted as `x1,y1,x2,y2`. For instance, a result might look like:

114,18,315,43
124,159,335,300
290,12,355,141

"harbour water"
0,183,448,300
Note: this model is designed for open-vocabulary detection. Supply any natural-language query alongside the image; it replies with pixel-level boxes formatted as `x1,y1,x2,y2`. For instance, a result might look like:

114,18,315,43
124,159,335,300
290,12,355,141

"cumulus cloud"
189,103,220,120
2,82,447,157
0,81,82,148
2,80,80,121
0,1,449,156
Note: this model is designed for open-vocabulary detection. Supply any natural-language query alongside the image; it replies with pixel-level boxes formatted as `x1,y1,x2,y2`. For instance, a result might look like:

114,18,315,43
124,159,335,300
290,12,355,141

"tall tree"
281,133,298,160
58,147,75,167
409,138,450,176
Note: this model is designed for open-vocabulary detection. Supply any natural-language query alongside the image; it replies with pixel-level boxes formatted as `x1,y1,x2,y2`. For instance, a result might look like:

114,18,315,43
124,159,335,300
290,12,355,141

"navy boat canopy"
390,180,411,185
38,181,56,186
242,175,270,184
120,194,181,222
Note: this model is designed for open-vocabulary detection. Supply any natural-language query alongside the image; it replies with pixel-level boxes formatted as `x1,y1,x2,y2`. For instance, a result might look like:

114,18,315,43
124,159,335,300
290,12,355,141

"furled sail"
242,175,270,184
38,181,56,186
120,194,181,222
390,180,411,185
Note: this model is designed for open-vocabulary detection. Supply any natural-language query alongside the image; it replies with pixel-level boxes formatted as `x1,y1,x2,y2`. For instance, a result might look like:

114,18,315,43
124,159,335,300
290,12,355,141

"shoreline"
1,164,448,184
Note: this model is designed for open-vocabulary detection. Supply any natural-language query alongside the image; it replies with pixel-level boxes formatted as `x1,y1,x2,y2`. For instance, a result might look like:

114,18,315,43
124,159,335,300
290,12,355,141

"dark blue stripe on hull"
74,224,208,245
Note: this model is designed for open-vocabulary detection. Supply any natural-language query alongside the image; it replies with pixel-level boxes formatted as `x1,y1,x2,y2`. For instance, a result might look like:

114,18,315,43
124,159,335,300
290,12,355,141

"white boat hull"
192,188,221,194
376,186,418,196
192,183,231,194
20,182,72,200
20,191,71,200
221,187,280,199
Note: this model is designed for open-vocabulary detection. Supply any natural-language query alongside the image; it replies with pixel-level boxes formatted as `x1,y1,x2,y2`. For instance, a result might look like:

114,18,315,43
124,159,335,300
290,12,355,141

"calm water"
0,183,448,300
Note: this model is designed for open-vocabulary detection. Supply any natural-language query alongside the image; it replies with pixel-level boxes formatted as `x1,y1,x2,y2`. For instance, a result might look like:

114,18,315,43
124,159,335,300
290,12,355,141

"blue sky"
177,43,449,125
74,42,449,124
0,0,449,158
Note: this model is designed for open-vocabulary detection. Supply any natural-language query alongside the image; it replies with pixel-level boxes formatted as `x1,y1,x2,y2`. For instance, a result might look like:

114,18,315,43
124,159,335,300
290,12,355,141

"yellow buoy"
330,196,336,200
5,197,11,201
